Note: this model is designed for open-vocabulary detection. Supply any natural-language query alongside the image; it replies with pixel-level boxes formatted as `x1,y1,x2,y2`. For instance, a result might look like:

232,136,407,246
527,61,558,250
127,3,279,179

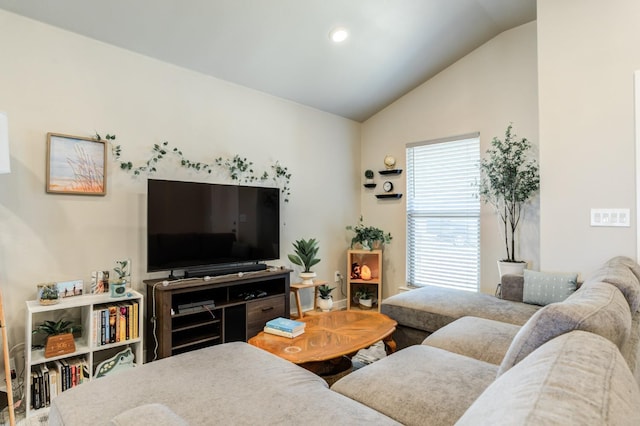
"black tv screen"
147,179,280,273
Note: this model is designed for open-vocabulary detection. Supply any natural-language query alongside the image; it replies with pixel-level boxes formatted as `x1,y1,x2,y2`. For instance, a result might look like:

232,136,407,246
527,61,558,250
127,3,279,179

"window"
406,134,480,291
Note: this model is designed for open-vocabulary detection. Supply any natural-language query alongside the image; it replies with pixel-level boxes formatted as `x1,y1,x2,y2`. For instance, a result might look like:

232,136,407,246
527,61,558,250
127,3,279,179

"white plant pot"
317,297,333,312
497,260,527,277
299,272,316,285
359,298,373,309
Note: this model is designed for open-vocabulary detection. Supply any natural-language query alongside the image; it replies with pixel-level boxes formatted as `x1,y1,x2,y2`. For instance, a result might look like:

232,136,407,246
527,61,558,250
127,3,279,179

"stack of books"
264,317,305,338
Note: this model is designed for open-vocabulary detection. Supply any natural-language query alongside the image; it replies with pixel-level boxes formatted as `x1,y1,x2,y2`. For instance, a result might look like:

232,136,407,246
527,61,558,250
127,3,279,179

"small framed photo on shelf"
56,279,83,298
90,270,110,294
46,133,107,195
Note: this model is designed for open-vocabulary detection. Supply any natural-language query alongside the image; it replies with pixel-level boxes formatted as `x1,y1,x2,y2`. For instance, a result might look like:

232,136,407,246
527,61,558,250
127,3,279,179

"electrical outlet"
334,270,341,282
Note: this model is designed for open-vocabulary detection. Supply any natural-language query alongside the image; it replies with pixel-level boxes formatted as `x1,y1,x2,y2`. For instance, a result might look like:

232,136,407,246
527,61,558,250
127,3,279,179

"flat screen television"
147,179,280,275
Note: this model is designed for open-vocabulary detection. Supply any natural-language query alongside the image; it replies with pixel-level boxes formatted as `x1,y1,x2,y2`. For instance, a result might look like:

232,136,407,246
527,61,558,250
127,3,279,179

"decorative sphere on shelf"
384,155,396,169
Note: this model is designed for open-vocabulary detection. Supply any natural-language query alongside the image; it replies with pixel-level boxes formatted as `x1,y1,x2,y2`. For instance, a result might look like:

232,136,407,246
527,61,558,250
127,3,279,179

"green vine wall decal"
95,133,292,201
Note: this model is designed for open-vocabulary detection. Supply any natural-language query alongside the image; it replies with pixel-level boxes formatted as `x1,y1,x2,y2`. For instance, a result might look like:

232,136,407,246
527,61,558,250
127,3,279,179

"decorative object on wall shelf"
382,181,393,192
364,169,374,183
96,132,292,202
383,155,396,169
375,193,403,199
46,133,107,195
378,169,402,175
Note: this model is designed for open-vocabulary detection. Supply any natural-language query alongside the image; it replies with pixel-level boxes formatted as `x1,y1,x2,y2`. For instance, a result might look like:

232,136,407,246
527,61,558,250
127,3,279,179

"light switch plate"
590,208,631,227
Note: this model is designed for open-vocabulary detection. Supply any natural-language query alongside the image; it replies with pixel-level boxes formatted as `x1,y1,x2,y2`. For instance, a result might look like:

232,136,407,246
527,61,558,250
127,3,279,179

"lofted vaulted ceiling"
0,0,536,122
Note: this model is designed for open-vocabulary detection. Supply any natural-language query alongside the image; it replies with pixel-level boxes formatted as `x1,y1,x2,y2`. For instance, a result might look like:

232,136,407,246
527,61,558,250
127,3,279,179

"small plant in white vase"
288,238,321,284
355,286,374,309
317,284,335,312
364,169,374,184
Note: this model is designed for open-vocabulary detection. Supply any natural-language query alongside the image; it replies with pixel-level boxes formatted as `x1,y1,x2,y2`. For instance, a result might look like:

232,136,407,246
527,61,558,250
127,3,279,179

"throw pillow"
522,269,578,306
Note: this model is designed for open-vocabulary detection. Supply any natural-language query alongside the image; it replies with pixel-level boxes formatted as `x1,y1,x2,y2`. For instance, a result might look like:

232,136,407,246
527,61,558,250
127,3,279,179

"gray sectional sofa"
49,256,640,425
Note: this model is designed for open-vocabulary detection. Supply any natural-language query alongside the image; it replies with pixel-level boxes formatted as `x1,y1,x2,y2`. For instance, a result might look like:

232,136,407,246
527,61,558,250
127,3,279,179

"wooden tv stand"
145,269,291,361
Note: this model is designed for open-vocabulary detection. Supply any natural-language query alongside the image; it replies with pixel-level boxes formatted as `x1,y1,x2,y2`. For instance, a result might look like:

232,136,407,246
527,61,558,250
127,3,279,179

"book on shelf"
263,326,305,338
265,317,305,333
93,301,139,346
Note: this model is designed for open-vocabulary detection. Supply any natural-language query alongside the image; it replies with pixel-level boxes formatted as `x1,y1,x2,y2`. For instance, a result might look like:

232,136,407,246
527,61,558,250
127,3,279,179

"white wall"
0,10,361,347
538,0,640,276
361,22,539,296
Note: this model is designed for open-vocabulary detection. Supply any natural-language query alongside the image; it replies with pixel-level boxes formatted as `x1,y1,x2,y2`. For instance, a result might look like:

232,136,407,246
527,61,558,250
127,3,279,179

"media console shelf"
145,269,291,361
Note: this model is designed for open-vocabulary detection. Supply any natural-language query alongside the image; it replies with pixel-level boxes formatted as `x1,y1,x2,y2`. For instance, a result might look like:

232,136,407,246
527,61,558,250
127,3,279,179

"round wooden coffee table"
248,310,397,379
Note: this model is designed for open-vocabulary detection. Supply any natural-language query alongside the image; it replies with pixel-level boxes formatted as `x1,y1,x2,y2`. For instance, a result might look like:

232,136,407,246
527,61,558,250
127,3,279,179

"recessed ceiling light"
329,27,349,43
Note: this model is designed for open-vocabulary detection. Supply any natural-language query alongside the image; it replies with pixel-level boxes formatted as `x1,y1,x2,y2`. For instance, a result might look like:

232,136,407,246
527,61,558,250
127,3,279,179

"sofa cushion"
49,342,401,426
423,316,521,365
110,404,188,426
381,285,539,334
522,269,577,306
498,281,631,375
457,331,640,426
332,345,498,426
586,259,640,313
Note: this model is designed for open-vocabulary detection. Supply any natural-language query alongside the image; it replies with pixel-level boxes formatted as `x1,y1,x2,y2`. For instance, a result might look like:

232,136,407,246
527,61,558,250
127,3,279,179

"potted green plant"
355,286,374,309
288,238,321,284
37,283,59,305
317,284,336,312
33,319,82,358
364,169,375,185
346,216,392,250
478,123,540,276
111,259,130,297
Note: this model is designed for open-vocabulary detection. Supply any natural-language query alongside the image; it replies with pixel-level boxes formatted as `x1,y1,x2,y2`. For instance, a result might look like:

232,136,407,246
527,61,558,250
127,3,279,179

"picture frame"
56,279,83,298
46,133,107,195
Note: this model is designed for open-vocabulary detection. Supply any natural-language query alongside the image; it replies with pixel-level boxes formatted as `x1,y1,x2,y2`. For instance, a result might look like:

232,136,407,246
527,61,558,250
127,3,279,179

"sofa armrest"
501,274,524,302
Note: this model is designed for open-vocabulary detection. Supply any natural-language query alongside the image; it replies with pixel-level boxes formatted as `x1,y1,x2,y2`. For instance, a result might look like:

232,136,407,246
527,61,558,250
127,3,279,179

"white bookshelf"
24,290,143,419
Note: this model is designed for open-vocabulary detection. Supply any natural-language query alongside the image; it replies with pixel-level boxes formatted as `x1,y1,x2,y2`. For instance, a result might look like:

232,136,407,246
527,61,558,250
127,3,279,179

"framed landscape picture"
46,133,107,195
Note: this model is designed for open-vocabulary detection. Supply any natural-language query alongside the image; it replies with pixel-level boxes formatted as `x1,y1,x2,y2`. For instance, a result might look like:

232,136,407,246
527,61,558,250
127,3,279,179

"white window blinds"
406,134,480,291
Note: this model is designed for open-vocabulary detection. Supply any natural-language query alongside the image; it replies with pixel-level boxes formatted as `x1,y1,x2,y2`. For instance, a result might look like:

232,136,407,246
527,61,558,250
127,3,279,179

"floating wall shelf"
375,194,403,199
378,169,403,175
363,183,377,189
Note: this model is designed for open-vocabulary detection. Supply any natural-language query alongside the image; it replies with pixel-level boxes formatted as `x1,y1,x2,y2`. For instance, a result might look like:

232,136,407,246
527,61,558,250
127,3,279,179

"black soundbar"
184,263,267,278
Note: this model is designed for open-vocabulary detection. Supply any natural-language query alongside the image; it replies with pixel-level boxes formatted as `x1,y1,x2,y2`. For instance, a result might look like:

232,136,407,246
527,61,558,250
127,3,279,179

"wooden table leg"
313,287,319,312
383,334,397,355
292,288,304,319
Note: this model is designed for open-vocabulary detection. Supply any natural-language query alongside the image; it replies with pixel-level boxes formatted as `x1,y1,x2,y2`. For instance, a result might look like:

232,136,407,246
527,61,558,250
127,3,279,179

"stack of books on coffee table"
264,317,305,338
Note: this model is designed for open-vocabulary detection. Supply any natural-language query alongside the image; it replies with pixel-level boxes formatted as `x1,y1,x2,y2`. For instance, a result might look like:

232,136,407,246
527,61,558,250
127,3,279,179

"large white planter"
497,261,527,277
299,272,316,285
317,297,333,312
359,298,373,309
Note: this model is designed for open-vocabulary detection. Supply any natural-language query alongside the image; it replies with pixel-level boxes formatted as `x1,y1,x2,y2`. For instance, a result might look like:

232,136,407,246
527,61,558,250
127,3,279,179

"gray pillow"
522,269,577,306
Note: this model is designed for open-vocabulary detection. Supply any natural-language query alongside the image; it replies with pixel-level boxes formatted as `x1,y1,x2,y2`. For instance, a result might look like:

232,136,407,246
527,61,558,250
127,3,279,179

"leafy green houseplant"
33,319,82,358
288,238,321,284
355,286,374,309
317,284,335,312
33,319,81,337
478,124,540,266
364,169,374,184
317,284,335,300
37,283,59,305
346,216,392,250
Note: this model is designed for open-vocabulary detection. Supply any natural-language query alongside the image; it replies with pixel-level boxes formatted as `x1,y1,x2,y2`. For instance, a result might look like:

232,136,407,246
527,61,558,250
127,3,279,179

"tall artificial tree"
479,124,540,263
